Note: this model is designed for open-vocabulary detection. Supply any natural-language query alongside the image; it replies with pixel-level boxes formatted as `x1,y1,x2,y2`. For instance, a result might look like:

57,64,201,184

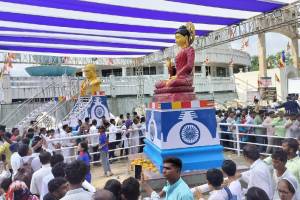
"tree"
267,55,277,69
250,56,259,71
249,51,293,71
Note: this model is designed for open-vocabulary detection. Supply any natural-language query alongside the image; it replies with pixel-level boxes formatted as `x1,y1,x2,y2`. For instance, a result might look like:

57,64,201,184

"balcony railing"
1,73,236,102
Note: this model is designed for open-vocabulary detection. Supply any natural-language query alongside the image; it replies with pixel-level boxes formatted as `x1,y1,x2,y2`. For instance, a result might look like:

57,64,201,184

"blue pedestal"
86,95,110,120
70,95,110,127
144,105,224,172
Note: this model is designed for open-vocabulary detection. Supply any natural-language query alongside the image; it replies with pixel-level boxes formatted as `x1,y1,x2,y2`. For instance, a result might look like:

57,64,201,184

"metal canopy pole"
1,2,299,66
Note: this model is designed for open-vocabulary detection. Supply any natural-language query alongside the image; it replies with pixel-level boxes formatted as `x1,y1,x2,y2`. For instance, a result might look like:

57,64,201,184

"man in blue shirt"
142,157,193,200
276,97,300,114
99,126,113,177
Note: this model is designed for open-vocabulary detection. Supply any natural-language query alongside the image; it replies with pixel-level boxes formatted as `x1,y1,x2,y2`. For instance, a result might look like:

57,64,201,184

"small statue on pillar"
80,64,101,96
154,22,196,102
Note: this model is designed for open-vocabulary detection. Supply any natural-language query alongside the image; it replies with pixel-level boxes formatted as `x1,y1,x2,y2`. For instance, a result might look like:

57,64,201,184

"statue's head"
83,64,96,80
175,22,195,48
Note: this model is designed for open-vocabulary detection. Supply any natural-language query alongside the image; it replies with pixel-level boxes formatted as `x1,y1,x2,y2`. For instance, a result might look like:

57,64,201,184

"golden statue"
80,64,100,96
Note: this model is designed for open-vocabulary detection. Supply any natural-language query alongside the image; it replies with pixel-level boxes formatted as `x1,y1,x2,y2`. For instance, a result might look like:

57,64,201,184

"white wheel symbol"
94,105,104,118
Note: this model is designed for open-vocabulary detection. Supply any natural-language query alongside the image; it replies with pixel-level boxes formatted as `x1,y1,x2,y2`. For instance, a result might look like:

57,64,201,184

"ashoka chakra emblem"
180,123,200,145
94,105,104,118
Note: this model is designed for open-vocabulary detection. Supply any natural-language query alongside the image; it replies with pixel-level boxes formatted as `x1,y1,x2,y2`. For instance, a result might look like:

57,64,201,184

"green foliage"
250,51,293,71
250,56,259,71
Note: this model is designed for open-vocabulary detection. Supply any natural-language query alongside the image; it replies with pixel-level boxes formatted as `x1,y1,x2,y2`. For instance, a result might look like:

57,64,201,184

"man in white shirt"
225,112,235,149
30,151,52,196
89,120,100,164
60,125,74,163
10,143,30,177
238,144,274,199
40,160,95,200
216,111,224,138
40,154,64,200
30,136,44,172
108,119,118,159
60,160,93,200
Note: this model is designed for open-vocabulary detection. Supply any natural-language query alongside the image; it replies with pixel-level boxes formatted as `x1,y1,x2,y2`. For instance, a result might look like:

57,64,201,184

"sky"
7,32,292,76
230,32,290,56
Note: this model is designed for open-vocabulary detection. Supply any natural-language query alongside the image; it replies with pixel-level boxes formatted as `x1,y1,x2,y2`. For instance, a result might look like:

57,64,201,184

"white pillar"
201,63,206,77
1,74,12,104
291,37,299,69
258,33,267,77
122,66,127,76
229,64,234,77
162,63,169,79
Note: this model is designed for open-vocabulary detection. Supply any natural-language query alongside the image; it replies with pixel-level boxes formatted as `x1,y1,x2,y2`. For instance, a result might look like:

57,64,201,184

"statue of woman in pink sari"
155,23,195,94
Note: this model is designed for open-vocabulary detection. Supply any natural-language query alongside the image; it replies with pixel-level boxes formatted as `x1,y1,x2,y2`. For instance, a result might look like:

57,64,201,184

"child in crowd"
221,160,242,200
99,126,113,177
196,168,234,200
77,141,91,183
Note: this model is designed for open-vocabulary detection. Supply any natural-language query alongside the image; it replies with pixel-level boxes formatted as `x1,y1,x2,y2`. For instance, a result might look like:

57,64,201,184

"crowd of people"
217,96,300,154
2,121,300,200
0,111,148,200
2,97,300,199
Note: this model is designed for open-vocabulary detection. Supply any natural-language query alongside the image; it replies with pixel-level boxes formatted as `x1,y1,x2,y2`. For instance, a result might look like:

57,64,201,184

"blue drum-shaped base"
144,139,224,172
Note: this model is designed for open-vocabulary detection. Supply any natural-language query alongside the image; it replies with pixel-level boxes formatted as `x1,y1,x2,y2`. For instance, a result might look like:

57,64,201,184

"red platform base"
153,92,196,102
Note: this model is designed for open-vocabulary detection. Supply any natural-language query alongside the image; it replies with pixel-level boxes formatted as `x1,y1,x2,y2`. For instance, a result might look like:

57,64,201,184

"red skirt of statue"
154,47,196,102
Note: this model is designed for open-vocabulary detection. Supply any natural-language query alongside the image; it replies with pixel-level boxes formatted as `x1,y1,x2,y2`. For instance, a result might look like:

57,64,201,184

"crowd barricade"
46,127,146,164
45,123,288,165
218,123,285,156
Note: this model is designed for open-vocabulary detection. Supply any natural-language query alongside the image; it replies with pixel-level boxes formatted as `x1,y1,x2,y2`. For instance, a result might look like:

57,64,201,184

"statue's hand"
166,58,172,68
169,76,176,80
166,76,176,86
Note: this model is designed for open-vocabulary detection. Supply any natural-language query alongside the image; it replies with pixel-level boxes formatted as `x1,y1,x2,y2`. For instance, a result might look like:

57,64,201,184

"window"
206,66,211,76
195,66,201,73
150,66,156,75
102,69,112,77
112,68,122,76
143,67,150,75
102,68,122,77
216,67,226,77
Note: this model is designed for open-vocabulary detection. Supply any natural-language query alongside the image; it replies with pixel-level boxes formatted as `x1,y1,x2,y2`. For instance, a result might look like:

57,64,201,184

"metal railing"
39,122,289,167
46,127,146,164
7,74,236,100
1,78,80,129
0,82,58,128
61,96,91,124
218,122,285,156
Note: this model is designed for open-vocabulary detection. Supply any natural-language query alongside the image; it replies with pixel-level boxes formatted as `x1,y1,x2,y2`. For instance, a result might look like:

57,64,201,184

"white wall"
234,67,298,103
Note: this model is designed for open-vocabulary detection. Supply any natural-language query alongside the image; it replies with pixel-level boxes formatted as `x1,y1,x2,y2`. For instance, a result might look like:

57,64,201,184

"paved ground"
91,151,250,189
91,159,134,189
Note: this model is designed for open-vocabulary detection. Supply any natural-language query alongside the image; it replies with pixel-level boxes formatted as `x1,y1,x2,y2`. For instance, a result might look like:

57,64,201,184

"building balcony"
0,73,236,103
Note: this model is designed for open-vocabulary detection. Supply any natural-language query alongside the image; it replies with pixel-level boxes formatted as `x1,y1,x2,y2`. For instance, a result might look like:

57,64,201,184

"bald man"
93,189,115,200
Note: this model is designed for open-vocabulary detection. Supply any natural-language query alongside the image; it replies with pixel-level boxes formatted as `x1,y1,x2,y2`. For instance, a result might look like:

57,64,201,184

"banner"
258,87,277,100
258,77,272,88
